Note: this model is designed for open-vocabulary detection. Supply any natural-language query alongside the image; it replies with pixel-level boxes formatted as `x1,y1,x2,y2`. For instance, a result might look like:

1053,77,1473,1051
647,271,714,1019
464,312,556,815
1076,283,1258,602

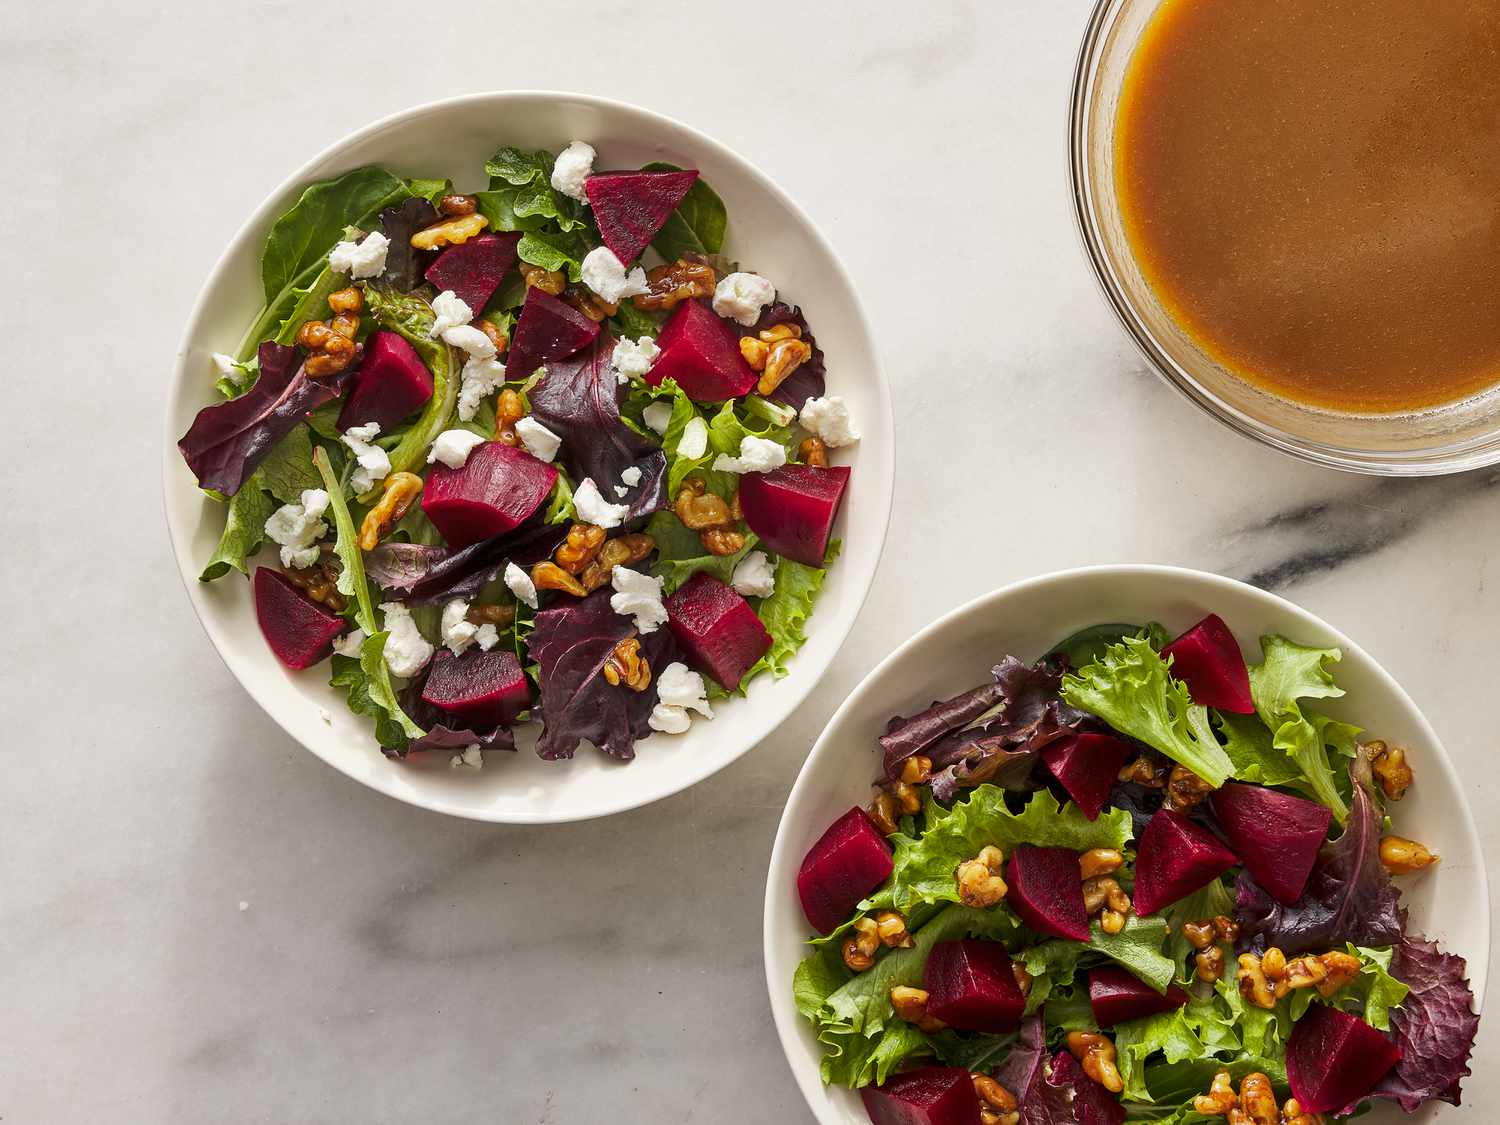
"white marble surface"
5,1,1495,1120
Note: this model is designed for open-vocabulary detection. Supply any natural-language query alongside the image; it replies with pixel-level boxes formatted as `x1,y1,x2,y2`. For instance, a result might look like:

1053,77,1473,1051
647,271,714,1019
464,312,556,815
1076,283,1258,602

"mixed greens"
791,615,1477,1124
179,140,861,766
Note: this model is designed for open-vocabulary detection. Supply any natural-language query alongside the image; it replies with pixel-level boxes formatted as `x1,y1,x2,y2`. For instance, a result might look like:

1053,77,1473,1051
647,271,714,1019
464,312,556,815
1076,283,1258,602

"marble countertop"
6,1,1494,1120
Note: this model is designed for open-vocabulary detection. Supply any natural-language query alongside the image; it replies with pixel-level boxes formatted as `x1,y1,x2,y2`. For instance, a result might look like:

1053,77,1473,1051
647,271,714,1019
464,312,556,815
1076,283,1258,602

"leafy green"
610,300,662,342
199,476,273,581
361,284,456,493
543,470,576,525
1248,636,1350,823
884,787,1132,913
1061,634,1236,787
743,544,837,681
646,510,758,594
257,425,321,504
1115,990,1241,1102
329,632,424,749
641,161,727,259
312,446,377,634
1090,914,1178,993
517,228,591,281
1348,944,1409,1029
405,177,451,206
925,1029,1017,1072
213,353,257,399
1215,710,1306,788
259,166,411,305
477,146,589,281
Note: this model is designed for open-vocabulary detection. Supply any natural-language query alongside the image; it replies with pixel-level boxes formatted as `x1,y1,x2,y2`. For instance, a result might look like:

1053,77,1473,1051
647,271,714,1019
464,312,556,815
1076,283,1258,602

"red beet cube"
796,807,894,935
664,573,771,689
924,940,1026,1033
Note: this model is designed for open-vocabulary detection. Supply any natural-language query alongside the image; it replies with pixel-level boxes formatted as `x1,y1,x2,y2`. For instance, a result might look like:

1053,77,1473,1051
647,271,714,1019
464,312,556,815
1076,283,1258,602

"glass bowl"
1068,0,1500,475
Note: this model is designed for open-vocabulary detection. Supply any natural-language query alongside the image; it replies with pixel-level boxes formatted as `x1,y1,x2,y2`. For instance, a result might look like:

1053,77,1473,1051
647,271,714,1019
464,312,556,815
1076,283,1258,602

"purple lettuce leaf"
1042,1052,1125,1125
992,1014,1123,1125
527,333,667,523
1236,744,1403,955
376,197,439,291
364,520,569,604
1367,934,1479,1112
386,664,519,760
525,588,677,761
745,302,825,410
927,700,1080,802
178,341,353,496
880,680,1006,779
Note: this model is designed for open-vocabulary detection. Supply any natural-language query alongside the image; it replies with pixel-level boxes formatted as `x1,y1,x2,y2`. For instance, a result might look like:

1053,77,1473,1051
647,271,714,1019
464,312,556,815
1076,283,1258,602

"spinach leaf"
257,425,321,505
642,161,727,259
517,228,592,281
483,146,588,232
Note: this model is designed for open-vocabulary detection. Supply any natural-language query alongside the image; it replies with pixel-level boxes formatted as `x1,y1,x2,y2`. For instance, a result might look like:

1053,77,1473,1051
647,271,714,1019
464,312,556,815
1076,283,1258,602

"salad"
790,615,1477,1124
178,140,857,766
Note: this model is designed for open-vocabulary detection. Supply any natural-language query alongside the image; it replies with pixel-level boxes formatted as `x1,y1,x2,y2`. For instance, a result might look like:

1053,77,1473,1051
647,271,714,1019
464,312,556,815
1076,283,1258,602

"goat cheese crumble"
341,422,392,492
712,272,776,326
427,429,487,470
574,478,630,528
457,355,507,422
504,562,538,609
712,435,787,474
264,488,330,569
379,602,434,677
731,550,777,598
648,662,714,734
611,335,660,383
550,140,596,204
332,628,367,658
799,396,860,447
642,401,673,436
677,416,708,460
515,416,561,462
610,566,668,633
440,598,499,656
442,324,496,359
430,289,474,337
328,230,390,279
581,246,650,304
449,745,484,770
211,352,249,389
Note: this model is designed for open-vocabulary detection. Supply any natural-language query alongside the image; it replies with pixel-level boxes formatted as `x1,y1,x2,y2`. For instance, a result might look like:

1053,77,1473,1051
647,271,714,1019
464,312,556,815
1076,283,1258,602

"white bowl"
162,92,894,823
763,565,1487,1123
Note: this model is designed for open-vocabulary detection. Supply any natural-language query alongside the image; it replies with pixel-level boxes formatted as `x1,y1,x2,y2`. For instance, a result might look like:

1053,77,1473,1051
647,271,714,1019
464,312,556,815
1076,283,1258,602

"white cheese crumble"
677,416,708,460
574,478,631,528
328,230,390,279
427,429,487,470
211,352,248,388
263,488,329,569
379,602,434,677
440,598,499,656
332,628,367,659
712,271,776,326
610,566,668,634
581,246,650,303
712,435,787,475
642,401,673,436
504,561,539,609
649,662,714,734
457,355,507,422
550,140,596,204
731,550,777,598
515,416,561,462
341,422,392,492
611,335,660,384
799,395,860,448
442,324,497,358
449,745,484,770
430,289,474,338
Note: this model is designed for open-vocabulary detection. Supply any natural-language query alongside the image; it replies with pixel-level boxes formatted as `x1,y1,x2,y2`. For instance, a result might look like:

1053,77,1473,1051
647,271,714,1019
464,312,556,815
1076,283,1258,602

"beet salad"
178,140,857,765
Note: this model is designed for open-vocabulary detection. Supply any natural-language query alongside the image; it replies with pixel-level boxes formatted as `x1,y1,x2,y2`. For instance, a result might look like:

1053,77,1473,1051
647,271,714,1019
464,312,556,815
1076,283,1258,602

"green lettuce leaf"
1248,636,1350,823
885,787,1132,913
645,510,758,594
743,544,837,682
1090,914,1178,993
543,470,575,525
329,632,424,749
199,476,273,581
1215,710,1306,789
517,228,592,282
609,300,662,342
1061,634,1236,787
312,446,377,635
641,161,727,259
258,425,322,504
1115,989,1241,1103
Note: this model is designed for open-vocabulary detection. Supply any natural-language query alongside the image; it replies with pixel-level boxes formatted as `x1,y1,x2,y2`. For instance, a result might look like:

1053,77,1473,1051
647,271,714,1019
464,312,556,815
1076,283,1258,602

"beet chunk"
924,940,1026,1033
1210,782,1331,905
1088,967,1189,1027
336,330,433,434
421,442,558,549
1132,807,1239,915
738,464,850,567
1161,613,1254,714
796,807,894,935
664,573,771,689
1006,845,1091,942
859,1066,981,1125
1287,1004,1403,1114
1041,732,1133,819
424,231,520,316
648,298,759,400
420,648,530,728
253,567,347,670
503,286,601,379
585,169,699,265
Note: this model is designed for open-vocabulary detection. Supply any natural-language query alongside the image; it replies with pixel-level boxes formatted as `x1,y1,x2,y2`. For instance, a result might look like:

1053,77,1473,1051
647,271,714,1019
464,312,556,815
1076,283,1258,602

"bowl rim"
762,563,1489,1122
1067,0,1500,478
161,90,895,823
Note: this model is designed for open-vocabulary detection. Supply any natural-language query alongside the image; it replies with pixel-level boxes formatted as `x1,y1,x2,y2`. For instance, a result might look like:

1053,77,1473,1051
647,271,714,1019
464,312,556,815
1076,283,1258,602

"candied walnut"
564,284,618,322
841,916,879,972
1195,945,1226,983
874,911,913,949
296,320,334,350
758,337,813,396
798,436,828,466
885,779,922,816
890,986,945,1033
1379,835,1439,875
327,286,364,313
700,528,745,556
1065,1032,1123,1094
1079,848,1124,880
437,193,478,217
633,258,717,311
1237,953,1276,1009
410,212,488,250
478,317,509,355
357,472,422,550
867,790,900,836
898,755,933,785
554,522,607,575
1193,1069,1237,1116
520,261,566,294
601,637,651,691
1281,1098,1323,1125
494,388,525,446
531,561,586,597
1165,764,1215,812
579,534,656,594
306,332,356,378
1313,950,1361,997
1368,740,1414,801
674,479,732,530
466,603,515,627
973,1075,1018,1125
1118,755,1167,788
1182,919,1218,951
285,551,346,613
955,845,1008,909
1239,1073,1277,1125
